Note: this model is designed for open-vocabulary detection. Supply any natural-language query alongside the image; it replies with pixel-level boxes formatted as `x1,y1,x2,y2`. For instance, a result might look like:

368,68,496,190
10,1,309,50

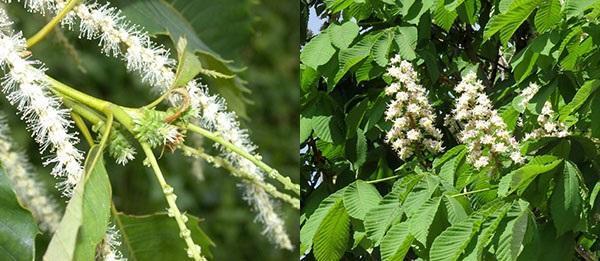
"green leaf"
483,0,542,44
173,38,204,88
380,222,414,261
443,195,468,224
346,129,367,169
372,31,394,67
592,93,600,138
534,0,562,32
328,21,360,49
432,0,459,31
300,116,313,143
393,26,418,60
45,146,112,261
313,198,351,261
301,32,337,69
0,165,37,261
558,79,600,121
429,210,489,261
510,32,556,83
497,156,562,197
74,147,112,260
433,145,466,169
345,100,369,139
118,0,251,117
115,213,214,260
463,203,512,261
564,0,598,18
343,180,382,220
403,177,439,218
164,0,252,60
496,202,530,261
409,196,442,244
364,176,421,244
334,33,380,84
550,161,583,236
300,189,345,254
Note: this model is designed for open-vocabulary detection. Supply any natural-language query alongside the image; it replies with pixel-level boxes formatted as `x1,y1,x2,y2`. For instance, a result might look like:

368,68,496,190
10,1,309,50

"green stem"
140,143,205,261
47,77,135,131
186,124,300,196
144,89,172,109
71,112,94,146
366,175,402,184
180,145,299,209
450,188,492,197
26,0,81,47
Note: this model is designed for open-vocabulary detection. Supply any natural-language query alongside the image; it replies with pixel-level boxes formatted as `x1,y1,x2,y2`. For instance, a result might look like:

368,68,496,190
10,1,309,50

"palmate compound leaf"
313,197,351,261
364,175,422,245
380,222,414,261
0,164,37,261
550,161,584,236
114,213,214,260
45,145,111,260
429,203,500,261
343,180,382,220
300,188,345,254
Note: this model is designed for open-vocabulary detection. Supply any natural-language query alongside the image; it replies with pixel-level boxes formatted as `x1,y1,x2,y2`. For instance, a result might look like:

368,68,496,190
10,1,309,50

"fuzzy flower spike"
195,86,293,250
450,72,524,169
384,55,444,160
0,8,84,195
0,115,62,232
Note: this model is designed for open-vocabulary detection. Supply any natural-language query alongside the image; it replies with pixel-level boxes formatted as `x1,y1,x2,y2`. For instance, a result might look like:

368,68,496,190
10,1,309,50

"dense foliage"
0,0,299,260
300,0,600,260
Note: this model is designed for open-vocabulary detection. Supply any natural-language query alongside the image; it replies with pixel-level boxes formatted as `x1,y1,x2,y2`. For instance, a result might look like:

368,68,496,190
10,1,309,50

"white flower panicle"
196,87,293,250
517,82,540,109
0,116,61,232
384,55,444,159
524,102,570,140
451,72,524,169
96,225,126,261
0,8,84,195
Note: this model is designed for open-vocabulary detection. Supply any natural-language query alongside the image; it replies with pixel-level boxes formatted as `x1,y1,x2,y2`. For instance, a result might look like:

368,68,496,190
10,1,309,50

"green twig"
141,143,206,261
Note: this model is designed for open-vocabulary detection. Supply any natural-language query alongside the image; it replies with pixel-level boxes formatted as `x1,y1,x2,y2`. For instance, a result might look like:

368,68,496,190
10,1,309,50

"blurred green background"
0,0,299,260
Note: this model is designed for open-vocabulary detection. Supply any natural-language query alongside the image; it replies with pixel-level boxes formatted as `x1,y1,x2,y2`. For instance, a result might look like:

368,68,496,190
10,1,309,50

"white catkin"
0,7,84,195
195,85,293,250
96,224,126,261
10,0,292,249
384,55,444,159
450,72,524,169
0,116,62,232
